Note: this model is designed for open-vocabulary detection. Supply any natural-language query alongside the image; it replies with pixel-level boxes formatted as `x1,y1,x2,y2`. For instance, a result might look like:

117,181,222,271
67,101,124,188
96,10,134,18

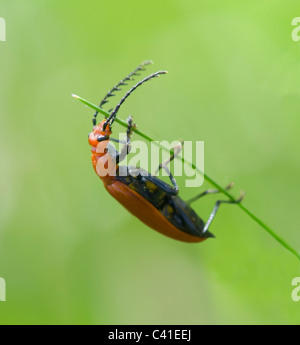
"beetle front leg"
116,115,136,164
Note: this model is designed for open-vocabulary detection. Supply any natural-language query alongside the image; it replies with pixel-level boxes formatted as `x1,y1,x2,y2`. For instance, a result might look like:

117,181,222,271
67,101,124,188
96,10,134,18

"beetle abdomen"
105,180,208,243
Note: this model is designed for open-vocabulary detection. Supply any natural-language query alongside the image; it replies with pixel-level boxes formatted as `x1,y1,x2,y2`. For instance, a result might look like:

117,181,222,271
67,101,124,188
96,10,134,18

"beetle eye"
97,135,109,142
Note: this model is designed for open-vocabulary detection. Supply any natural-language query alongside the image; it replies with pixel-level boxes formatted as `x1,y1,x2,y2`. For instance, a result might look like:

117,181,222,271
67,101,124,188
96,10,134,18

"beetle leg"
187,183,234,205
202,192,245,233
116,116,136,164
154,141,183,175
152,141,183,194
157,164,179,194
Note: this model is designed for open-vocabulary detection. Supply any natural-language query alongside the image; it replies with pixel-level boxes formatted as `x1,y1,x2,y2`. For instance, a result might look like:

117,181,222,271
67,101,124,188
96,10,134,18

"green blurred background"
0,0,300,325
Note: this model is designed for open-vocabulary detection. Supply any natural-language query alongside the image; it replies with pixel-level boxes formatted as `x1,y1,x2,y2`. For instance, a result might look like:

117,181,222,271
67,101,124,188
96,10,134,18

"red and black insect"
88,62,243,243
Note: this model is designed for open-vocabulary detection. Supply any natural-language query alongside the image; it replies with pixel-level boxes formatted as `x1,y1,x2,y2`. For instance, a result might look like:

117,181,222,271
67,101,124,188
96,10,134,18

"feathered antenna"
93,60,153,126
103,70,168,130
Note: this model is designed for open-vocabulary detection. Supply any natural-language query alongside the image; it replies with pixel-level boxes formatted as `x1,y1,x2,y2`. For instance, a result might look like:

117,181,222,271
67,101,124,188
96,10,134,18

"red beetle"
88,62,243,242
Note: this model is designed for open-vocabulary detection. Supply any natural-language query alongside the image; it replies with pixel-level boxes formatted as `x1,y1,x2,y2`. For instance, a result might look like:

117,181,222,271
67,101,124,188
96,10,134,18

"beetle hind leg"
187,182,234,205
203,192,245,234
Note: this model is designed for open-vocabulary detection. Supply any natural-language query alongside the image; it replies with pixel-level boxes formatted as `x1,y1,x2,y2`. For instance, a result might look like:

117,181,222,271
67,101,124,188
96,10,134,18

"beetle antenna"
104,71,168,129
93,60,153,126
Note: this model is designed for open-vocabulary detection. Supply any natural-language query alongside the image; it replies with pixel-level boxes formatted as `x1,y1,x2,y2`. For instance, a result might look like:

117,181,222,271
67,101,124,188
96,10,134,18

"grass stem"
72,94,300,261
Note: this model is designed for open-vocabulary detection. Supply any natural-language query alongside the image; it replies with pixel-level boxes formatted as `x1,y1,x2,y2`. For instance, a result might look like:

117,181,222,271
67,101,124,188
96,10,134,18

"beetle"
88,62,243,243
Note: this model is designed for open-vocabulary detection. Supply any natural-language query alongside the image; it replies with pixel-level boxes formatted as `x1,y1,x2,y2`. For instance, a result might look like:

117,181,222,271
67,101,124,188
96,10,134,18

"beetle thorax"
89,120,116,182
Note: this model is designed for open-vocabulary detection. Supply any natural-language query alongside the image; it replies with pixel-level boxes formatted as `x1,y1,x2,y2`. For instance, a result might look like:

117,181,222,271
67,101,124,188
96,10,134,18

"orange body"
105,181,204,243
89,120,205,243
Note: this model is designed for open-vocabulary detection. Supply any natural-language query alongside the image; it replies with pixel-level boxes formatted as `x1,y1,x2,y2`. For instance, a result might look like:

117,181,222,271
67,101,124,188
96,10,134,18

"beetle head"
88,119,112,149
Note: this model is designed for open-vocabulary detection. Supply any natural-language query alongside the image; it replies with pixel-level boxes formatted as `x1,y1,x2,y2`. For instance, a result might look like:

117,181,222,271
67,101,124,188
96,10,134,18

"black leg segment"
116,116,135,164
203,193,244,233
153,141,183,195
187,182,234,205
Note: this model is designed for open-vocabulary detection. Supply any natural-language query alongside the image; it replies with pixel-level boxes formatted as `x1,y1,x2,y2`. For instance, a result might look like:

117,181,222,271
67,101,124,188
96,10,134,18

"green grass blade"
72,94,300,261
